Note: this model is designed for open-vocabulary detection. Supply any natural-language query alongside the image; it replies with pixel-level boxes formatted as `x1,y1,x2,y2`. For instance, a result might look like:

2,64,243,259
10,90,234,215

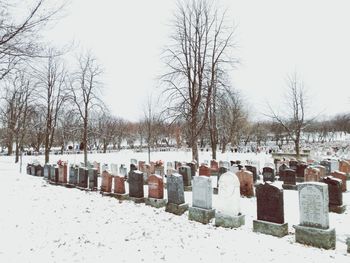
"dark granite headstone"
88,168,98,190
322,176,342,206
320,160,331,175
44,164,51,179
289,160,298,171
283,169,296,185
128,170,144,198
296,163,308,178
256,183,284,224
69,165,78,185
186,162,197,178
167,173,185,205
262,167,275,182
178,166,192,187
278,163,288,179
78,167,88,188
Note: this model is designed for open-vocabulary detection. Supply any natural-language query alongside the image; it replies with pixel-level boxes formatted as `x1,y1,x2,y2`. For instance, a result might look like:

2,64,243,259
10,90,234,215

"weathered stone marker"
178,165,192,191
215,172,245,228
304,167,321,182
188,176,215,224
165,173,188,215
294,182,336,249
145,174,166,208
128,170,144,203
101,170,113,193
253,183,288,237
236,170,254,197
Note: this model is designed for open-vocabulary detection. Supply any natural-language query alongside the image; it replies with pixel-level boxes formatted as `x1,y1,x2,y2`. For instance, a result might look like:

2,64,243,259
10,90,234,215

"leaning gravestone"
128,170,144,203
215,172,245,228
322,176,346,214
145,174,166,208
165,173,188,215
282,169,297,190
262,167,275,182
253,183,288,237
294,182,336,249
188,176,215,224
178,166,192,191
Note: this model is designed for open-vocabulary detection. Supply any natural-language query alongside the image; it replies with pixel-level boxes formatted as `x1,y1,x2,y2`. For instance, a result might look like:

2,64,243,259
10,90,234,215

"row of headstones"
26,162,349,251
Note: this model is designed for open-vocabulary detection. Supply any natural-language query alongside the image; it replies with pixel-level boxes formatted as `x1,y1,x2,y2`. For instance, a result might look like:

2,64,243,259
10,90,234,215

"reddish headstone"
148,174,164,199
138,161,146,172
304,167,321,182
199,164,211,177
210,160,219,171
236,170,254,197
331,171,347,192
114,175,126,194
101,171,113,193
313,165,326,179
339,160,350,175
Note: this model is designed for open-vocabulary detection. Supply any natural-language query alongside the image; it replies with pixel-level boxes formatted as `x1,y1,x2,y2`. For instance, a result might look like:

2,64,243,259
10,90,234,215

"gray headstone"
128,170,144,198
44,164,51,179
179,166,192,187
192,176,212,210
167,173,185,205
299,182,329,229
88,168,98,190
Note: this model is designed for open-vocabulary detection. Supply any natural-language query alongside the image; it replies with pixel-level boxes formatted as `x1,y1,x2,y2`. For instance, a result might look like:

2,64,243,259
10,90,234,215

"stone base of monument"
165,202,189,215
329,204,346,214
64,183,76,188
76,186,88,191
48,181,58,185
296,177,305,183
293,225,336,250
188,206,215,224
346,237,350,253
253,220,288,238
128,196,145,204
213,187,218,195
100,191,113,197
282,184,297,190
110,193,129,200
145,197,167,208
215,212,245,228
184,186,192,192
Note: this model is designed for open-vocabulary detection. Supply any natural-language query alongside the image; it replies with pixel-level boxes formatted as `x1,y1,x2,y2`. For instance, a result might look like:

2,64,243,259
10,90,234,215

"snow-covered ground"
0,150,349,262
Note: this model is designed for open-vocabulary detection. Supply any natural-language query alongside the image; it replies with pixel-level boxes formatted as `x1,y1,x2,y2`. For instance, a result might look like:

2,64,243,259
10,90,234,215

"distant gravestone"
78,167,88,188
186,162,197,178
50,166,58,183
68,165,78,186
339,160,350,176
282,169,297,190
165,173,188,215
199,164,211,177
128,170,144,203
296,163,308,181
101,170,112,193
245,165,257,182
189,176,215,224
88,168,98,190
331,171,347,192
215,172,245,228
278,163,288,181
304,167,321,182
322,176,345,214
178,165,192,190
294,182,336,249
262,167,275,182
253,183,288,237
313,165,326,179
43,164,51,180
236,170,254,197
110,163,118,175
320,160,331,175
329,159,339,173
289,160,298,171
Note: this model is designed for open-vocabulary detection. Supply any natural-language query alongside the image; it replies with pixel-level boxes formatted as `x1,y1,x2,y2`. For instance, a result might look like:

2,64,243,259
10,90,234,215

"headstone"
304,167,321,182
296,163,308,178
69,165,78,185
128,170,144,202
43,164,51,180
322,176,345,213
294,182,336,249
253,183,288,237
289,160,298,171
186,162,197,178
282,169,297,190
58,165,67,184
145,174,166,208
30,165,35,176
174,161,182,170
101,170,112,193
119,164,127,177
138,161,146,171
215,172,245,228
329,159,339,173
339,160,350,176
178,166,192,189
331,171,347,192
114,175,126,194
236,170,254,197
199,164,210,177
154,165,165,177
189,176,215,224
313,165,326,179
88,168,98,190
262,167,275,182
50,166,58,183
320,160,331,175
245,165,257,182
165,173,188,215
278,163,288,180
78,167,88,188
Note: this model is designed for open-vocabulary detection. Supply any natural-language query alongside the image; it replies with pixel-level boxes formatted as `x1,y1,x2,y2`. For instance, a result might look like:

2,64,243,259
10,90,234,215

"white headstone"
192,176,212,210
299,182,329,229
216,172,241,216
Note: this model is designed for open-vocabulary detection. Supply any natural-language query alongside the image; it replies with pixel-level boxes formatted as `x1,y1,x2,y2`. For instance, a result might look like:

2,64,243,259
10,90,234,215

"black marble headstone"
256,183,284,224
167,173,185,205
129,170,144,198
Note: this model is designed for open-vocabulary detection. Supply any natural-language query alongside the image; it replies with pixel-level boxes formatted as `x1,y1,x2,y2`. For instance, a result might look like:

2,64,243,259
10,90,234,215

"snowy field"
0,150,349,262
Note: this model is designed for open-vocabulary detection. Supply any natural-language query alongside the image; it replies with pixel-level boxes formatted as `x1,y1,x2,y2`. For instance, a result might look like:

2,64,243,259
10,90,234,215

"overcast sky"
43,0,350,121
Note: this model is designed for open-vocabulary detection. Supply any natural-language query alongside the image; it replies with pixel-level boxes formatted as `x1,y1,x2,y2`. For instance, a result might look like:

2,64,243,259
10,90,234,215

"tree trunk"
15,141,19,163
7,142,13,156
83,118,88,166
192,141,199,164
295,134,300,159
103,139,107,153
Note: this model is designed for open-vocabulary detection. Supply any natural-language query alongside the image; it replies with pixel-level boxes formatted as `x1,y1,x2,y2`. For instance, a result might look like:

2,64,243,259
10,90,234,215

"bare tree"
268,72,310,158
162,0,236,163
0,0,65,80
70,52,103,166
34,50,67,163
